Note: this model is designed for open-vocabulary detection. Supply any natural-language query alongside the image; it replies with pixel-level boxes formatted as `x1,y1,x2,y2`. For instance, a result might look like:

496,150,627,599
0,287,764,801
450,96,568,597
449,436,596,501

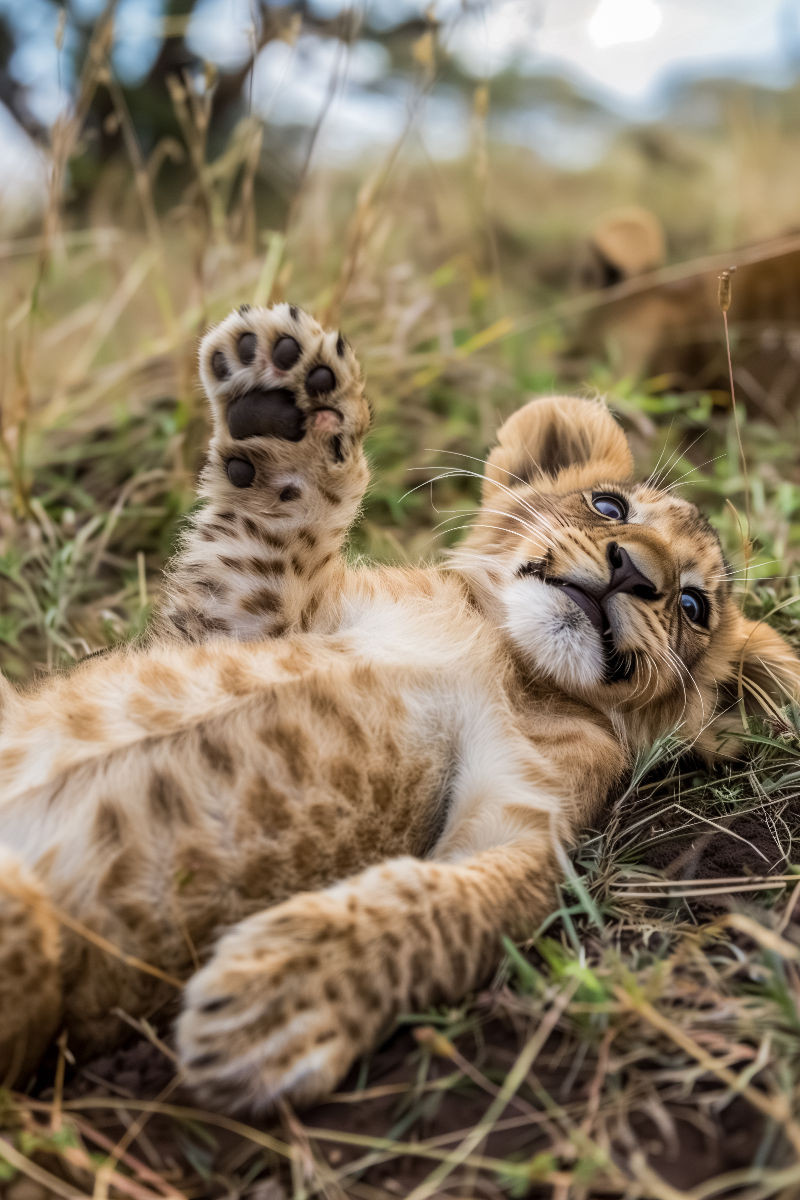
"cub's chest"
336,587,485,670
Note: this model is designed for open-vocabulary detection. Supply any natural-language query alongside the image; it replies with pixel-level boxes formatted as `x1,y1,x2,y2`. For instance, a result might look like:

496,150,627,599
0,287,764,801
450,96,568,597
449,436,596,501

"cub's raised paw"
176,893,393,1112
198,304,370,492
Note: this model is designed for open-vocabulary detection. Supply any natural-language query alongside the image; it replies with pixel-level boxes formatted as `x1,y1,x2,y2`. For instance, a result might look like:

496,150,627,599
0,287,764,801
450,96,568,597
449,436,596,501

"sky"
1,0,799,217
448,0,800,112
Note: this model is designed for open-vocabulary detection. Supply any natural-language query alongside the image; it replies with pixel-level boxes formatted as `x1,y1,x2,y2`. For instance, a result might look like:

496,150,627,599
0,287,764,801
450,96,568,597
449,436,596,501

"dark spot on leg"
197,614,229,634
306,365,335,395
342,1017,362,1043
187,1052,222,1069
336,332,346,357
241,588,282,614
250,557,286,577
289,304,299,321
169,610,190,637
300,595,321,630
237,331,257,364
279,485,301,502
226,457,255,488
360,984,384,1014
198,731,234,775
242,518,286,551
384,953,401,990
227,388,304,441
308,551,334,580
239,303,251,313
199,996,234,1013
149,770,190,824
196,577,223,595
272,335,301,370
330,435,344,463
93,801,122,844
211,350,229,380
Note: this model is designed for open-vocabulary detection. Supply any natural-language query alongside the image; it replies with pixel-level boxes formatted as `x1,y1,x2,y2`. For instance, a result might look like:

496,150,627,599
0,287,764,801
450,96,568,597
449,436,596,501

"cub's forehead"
627,482,726,569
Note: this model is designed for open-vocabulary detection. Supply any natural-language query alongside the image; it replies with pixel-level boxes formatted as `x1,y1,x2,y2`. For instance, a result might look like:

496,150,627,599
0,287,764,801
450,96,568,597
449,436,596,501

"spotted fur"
0,306,797,1110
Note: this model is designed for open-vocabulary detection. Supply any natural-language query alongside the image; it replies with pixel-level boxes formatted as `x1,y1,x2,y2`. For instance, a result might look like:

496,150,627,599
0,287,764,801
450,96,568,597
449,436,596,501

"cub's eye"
592,492,628,521
679,588,709,626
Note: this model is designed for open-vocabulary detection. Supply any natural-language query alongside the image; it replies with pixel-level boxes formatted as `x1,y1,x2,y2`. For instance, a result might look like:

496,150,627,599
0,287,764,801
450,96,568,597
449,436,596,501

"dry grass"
2,21,800,1199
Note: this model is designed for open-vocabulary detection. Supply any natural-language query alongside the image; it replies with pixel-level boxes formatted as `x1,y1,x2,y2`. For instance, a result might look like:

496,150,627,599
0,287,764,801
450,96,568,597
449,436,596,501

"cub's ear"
588,206,666,284
483,396,634,502
698,615,800,758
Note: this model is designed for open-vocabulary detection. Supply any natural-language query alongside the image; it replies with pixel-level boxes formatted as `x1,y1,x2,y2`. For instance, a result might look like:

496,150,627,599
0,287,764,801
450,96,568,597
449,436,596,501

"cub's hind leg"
157,304,372,643
0,847,63,1083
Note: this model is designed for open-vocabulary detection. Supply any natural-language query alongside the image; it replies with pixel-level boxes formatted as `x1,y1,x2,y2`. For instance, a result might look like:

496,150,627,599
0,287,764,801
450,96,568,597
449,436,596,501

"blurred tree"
0,10,49,141
0,0,439,213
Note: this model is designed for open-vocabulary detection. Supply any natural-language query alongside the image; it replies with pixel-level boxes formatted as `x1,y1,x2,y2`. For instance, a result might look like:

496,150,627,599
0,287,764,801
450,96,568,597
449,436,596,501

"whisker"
648,432,699,492
643,418,677,490
428,522,534,548
404,466,570,539
659,453,727,493
429,504,561,557
408,458,574,533
421,448,544,495
650,429,708,492
630,649,658,709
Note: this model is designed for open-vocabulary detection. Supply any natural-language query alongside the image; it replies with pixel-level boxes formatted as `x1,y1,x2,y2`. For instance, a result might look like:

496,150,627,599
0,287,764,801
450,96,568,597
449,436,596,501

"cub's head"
456,396,800,755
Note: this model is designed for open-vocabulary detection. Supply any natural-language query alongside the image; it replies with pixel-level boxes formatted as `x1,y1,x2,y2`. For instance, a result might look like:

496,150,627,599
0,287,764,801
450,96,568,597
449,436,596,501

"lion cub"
0,304,797,1110
574,207,800,405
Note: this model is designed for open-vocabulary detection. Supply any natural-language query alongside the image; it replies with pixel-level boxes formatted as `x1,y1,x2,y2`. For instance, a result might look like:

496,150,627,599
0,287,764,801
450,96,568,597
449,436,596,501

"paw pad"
306,365,335,395
238,332,257,365
227,388,304,442
211,350,229,380
272,336,301,371
202,306,363,466
226,457,255,488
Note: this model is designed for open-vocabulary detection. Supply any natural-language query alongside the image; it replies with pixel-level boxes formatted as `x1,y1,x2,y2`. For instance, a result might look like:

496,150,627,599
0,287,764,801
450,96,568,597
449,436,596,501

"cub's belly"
0,657,454,981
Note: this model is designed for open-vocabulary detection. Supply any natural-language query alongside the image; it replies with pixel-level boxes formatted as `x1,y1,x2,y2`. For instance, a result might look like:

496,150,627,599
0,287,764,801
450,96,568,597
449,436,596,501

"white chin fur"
503,578,604,691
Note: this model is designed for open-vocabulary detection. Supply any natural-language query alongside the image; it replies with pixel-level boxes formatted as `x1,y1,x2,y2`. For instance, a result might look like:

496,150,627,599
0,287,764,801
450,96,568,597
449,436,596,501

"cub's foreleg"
177,821,560,1110
157,304,371,642
0,848,63,1084
177,699,625,1110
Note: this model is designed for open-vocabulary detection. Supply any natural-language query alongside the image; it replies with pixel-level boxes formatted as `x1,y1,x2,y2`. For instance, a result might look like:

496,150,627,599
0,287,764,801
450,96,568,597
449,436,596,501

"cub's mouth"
543,576,637,685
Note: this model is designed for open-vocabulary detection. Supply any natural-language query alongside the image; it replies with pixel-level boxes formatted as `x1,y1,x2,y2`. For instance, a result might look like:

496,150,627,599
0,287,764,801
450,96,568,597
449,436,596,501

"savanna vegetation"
1,3,800,1197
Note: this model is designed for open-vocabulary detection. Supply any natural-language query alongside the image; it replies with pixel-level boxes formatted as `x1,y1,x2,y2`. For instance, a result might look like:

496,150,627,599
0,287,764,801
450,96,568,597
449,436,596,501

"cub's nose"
605,542,659,600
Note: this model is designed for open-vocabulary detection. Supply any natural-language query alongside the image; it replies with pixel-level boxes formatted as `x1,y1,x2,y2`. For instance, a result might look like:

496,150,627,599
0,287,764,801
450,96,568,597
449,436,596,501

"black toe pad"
226,388,305,441
272,335,302,370
226,457,255,487
306,365,336,395
237,331,257,364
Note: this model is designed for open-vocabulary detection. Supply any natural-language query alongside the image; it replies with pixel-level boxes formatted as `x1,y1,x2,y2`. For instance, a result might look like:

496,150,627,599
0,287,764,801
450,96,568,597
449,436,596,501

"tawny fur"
575,207,800,397
0,303,797,1109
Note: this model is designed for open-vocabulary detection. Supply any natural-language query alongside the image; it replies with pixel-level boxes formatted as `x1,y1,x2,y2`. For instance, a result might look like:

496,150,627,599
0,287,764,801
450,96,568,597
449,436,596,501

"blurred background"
2,0,800,677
